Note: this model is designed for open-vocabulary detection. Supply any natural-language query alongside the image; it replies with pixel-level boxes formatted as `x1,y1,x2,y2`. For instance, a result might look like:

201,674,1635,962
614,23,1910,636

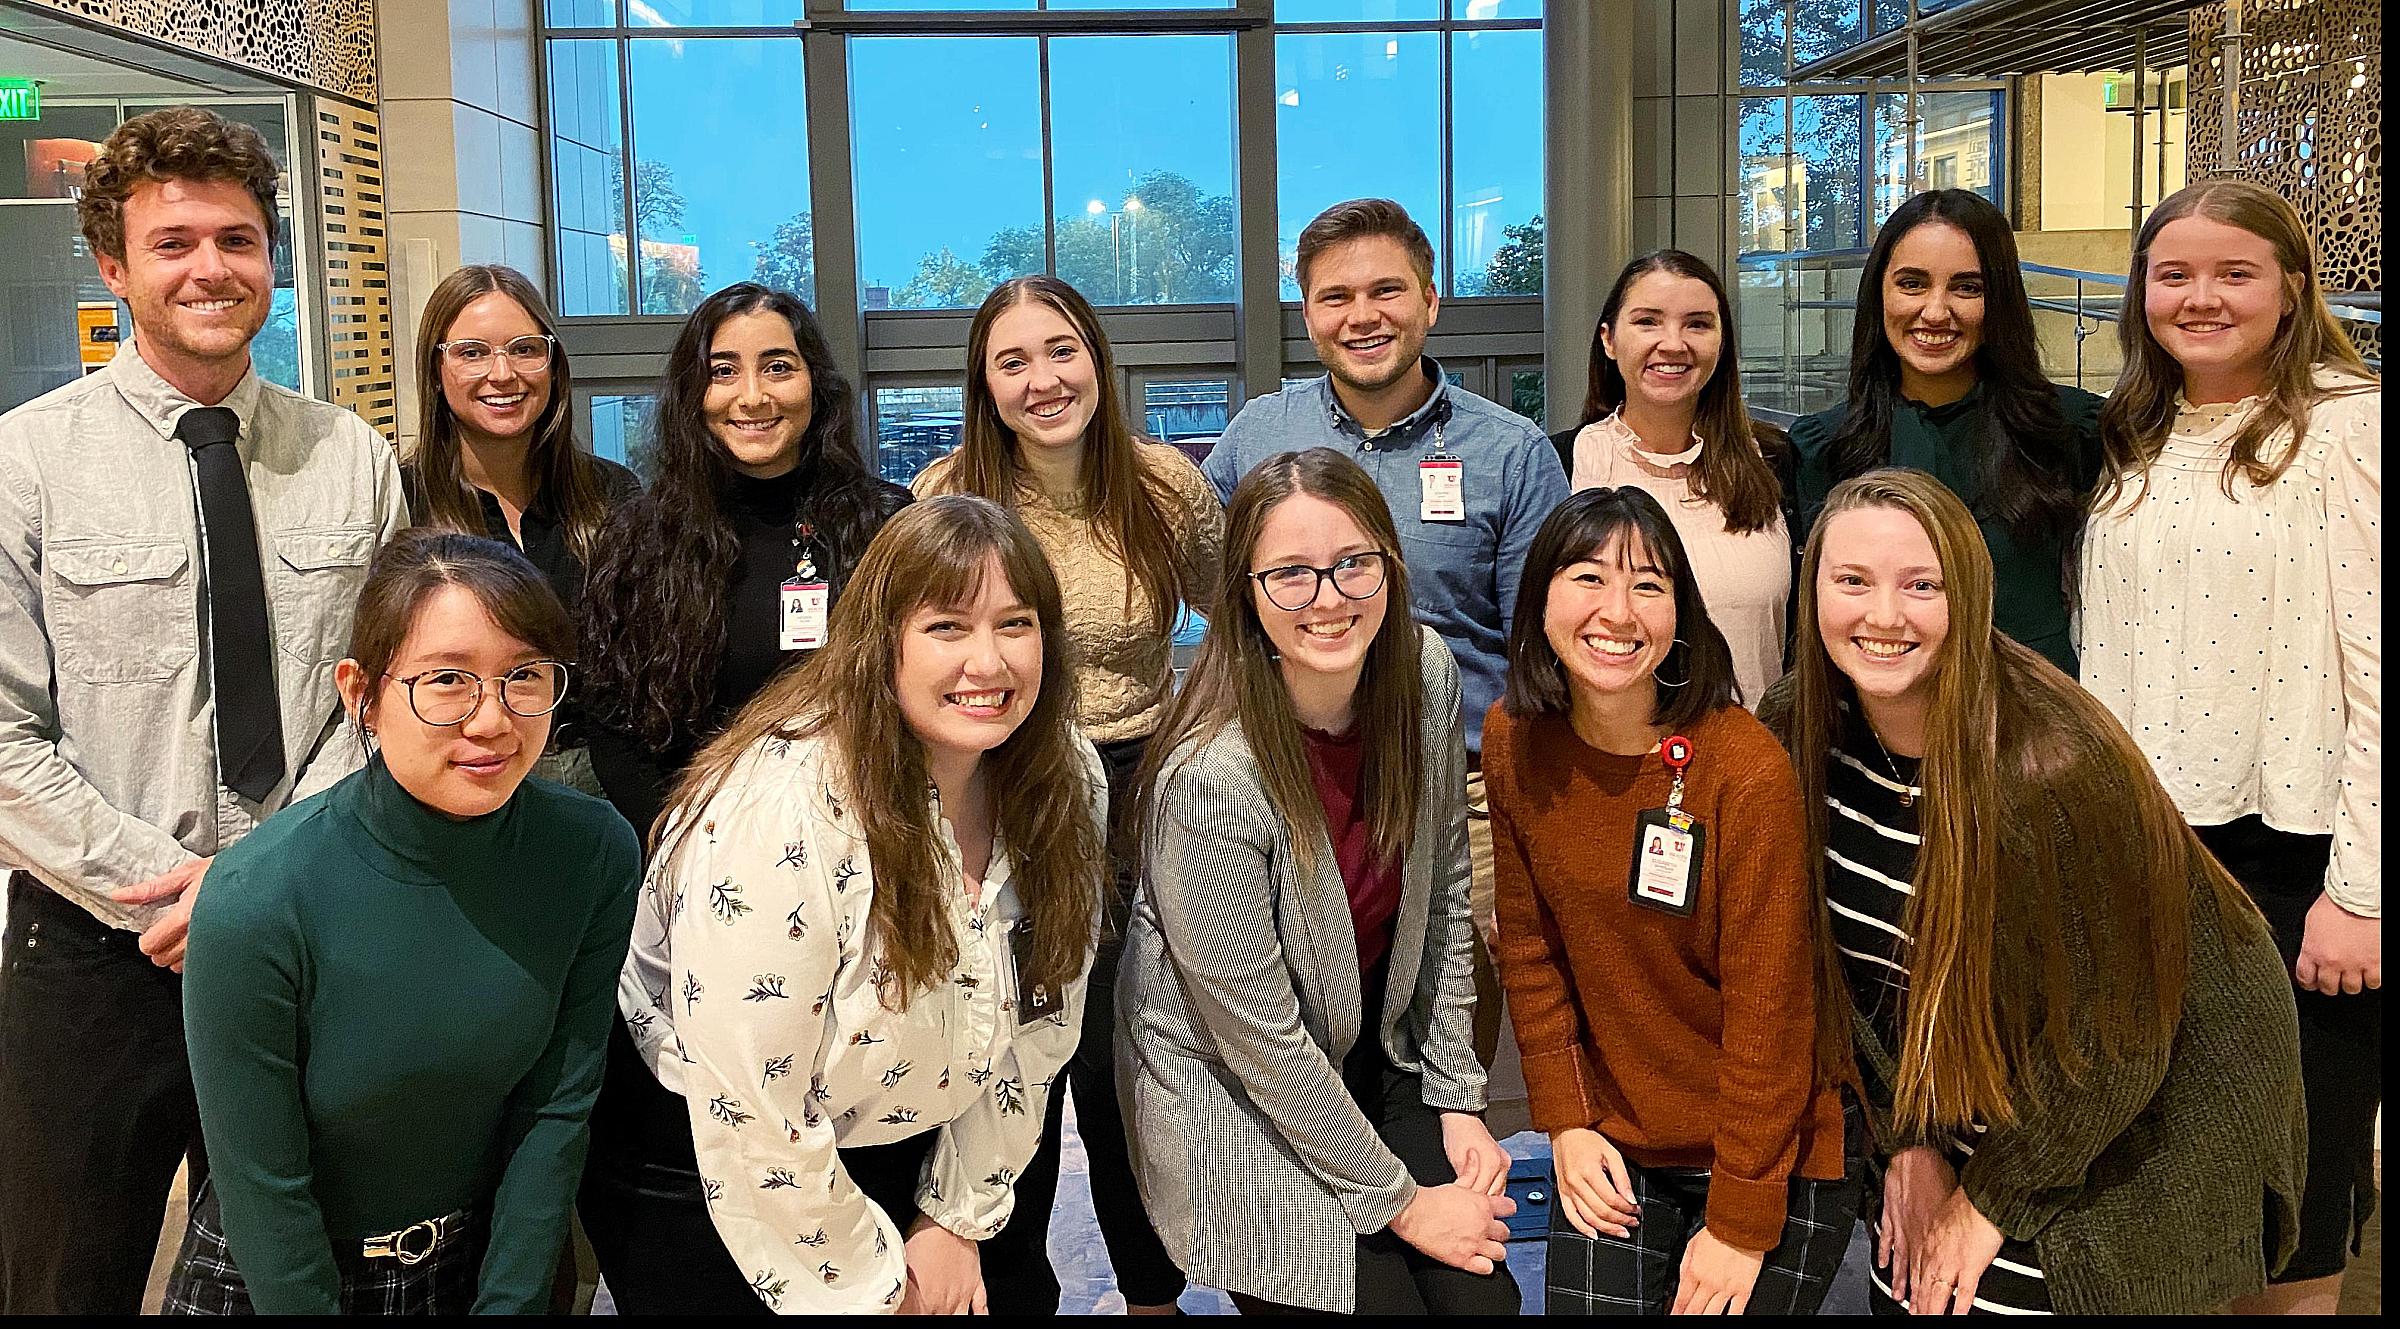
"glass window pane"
851,37,1042,310
545,0,616,26
0,104,124,202
1738,0,1785,87
1508,366,1542,423
1792,1,1863,65
1051,0,1230,9
874,385,966,485
590,393,659,481
1872,90,2002,228
1873,0,1909,36
1049,35,1236,306
1451,28,1541,296
1737,95,1792,255
1276,2,1440,19
548,38,630,315
627,37,811,315
848,1,1034,11
628,1,807,23
1451,1,1541,16
1142,379,1231,443
1275,31,1441,299
1791,93,1866,251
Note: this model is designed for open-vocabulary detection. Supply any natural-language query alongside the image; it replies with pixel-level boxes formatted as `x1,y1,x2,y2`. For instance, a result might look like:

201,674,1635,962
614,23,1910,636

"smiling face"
438,290,552,445
894,553,1046,770
2142,215,2292,403
337,584,552,819
1816,505,1951,714
1251,491,1390,695
94,177,274,387
1880,220,1986,403
704,308,815,478
1301,235,1440,397
1543,527,1678,706
1603,270,1723,417
983,298,1101,457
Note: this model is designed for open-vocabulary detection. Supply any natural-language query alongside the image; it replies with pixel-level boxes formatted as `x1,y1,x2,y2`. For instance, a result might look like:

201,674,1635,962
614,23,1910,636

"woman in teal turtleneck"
1789,189,2103,674
166,530,639,1315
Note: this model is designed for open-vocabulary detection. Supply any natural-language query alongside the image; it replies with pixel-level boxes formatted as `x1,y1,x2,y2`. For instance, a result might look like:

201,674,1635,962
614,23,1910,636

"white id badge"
779,579,829,651
1627,809,1704,917
1419,458,1465,521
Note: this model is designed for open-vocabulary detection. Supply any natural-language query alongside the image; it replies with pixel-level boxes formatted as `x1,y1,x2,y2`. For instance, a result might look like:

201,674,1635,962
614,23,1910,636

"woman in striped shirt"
1760,468,2305,1315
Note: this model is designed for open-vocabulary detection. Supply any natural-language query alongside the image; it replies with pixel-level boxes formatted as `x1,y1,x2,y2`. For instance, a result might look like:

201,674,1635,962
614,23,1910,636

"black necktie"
177,406,286,803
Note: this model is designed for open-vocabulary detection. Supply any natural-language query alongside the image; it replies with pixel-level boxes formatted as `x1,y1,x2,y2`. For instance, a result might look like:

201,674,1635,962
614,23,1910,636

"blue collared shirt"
1203,359,1569,756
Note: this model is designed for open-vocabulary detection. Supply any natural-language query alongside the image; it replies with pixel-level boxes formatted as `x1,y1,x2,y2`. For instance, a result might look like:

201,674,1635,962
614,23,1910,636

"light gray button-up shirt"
0,345,407,929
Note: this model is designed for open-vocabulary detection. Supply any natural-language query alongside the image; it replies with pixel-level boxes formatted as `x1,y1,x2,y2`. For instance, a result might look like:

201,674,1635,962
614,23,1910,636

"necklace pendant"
1899,791,1916,808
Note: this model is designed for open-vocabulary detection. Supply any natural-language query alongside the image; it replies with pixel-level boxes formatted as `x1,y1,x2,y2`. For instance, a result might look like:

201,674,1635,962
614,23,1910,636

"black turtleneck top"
587,467,911,839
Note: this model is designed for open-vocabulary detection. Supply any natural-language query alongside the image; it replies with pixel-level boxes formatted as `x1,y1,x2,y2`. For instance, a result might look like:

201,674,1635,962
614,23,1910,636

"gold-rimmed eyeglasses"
382,661,571,726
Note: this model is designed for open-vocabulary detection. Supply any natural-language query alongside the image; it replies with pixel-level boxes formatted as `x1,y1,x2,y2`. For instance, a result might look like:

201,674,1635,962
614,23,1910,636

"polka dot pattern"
2078,371,2382,916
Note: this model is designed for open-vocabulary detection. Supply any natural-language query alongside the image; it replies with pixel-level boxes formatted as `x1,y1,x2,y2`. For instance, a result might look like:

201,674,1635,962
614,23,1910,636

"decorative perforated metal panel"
2188,1,2382,361
21,0,377,102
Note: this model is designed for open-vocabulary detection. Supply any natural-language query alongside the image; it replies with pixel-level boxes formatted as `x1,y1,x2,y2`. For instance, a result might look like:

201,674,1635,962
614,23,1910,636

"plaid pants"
162,1180,486,1316
1544,1159,1861,1316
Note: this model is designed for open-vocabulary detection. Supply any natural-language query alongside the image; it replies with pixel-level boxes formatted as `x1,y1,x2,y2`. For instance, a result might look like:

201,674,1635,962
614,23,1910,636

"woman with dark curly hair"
577,282,911,842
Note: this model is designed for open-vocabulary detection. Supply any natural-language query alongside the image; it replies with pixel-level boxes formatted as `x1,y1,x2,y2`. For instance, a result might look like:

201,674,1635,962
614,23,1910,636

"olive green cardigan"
1761,681,2307,1315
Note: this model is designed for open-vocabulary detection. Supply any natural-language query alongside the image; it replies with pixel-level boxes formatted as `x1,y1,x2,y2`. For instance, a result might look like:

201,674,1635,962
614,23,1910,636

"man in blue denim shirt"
1203,201,1568,1132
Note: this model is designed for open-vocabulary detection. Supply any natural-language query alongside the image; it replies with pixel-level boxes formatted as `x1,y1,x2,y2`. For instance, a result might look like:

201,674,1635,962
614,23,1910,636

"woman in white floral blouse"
610,493,1106,1315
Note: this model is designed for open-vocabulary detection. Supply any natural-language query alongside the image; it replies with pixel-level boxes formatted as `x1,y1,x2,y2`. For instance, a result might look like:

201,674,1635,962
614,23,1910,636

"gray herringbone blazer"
1115,628,1485,1312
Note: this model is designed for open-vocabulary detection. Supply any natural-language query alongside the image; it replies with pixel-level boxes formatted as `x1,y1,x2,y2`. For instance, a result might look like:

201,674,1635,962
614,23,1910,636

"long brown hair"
409,265,613,563
1135,449,1423,879
925,275,1196,638
656,495,1102,1006
1579,250,1785,534
2097,179,2377,511
1775,469,2252,1133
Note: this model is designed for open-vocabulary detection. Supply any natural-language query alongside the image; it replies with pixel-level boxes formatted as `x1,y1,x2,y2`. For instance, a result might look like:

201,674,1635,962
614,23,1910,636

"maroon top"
1302,724,1403,972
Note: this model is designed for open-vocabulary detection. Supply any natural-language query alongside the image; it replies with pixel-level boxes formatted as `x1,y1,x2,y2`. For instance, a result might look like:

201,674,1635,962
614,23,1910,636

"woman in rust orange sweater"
1484,486,1854,1316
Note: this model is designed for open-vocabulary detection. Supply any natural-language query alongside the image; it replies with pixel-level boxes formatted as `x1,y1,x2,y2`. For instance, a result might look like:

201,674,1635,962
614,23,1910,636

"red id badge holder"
1419,421,1465,522
1626,734,1704,918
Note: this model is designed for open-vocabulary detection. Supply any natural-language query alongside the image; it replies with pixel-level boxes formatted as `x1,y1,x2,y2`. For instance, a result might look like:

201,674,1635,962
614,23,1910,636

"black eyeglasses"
1250,552,1390,612
383,662,571,726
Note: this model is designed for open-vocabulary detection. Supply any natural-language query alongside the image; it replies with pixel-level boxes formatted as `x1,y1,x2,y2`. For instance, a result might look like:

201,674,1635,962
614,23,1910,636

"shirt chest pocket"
270,527,376,668
48,541,197,684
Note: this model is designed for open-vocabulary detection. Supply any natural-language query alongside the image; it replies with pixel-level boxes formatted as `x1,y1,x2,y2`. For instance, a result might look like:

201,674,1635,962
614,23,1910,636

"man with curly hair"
0,106,404,1313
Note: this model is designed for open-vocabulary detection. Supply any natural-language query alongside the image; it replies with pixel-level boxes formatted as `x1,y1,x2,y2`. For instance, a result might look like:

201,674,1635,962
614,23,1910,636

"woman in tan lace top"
910,274,1221,1315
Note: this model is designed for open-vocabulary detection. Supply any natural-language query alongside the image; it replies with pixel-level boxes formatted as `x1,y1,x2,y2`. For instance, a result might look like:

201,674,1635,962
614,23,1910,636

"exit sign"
0,80,37,122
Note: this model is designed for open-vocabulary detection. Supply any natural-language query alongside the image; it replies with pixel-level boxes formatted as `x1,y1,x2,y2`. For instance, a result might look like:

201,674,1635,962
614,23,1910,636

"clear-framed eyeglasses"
383,661,571,726
435,334,556,377
1251,551,1390,612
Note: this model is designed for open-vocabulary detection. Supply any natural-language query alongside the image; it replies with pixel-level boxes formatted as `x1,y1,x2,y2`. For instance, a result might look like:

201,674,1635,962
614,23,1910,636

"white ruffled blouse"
618,730,1102,1312
2078,370,2381,916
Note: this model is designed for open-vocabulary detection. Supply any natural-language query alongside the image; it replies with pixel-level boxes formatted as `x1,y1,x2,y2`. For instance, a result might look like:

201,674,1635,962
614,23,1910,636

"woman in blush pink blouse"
1556,251,1794,706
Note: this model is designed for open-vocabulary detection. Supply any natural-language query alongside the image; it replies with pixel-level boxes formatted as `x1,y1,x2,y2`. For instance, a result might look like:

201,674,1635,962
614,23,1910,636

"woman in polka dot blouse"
2080,178,2380,1317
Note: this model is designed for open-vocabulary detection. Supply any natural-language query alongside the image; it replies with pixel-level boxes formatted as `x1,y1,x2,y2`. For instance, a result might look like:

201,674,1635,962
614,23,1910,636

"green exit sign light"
0,80,38,122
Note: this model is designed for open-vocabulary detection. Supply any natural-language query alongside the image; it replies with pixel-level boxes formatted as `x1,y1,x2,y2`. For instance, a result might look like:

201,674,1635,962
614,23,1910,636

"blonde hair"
2097,179,2377,511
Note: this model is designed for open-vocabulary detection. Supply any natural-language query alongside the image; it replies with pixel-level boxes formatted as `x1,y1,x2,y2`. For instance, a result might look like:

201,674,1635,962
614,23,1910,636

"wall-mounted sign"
79,302,121,370
0,79,39,122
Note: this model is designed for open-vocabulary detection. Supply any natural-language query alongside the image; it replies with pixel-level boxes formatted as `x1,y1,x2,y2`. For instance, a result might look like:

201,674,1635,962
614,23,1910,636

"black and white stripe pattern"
1825,707,1921,1053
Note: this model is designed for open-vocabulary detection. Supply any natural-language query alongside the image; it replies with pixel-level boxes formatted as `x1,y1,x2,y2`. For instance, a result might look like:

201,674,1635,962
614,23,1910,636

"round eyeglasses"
435,334,556,378
383,661,571,727
1250,552,1390,612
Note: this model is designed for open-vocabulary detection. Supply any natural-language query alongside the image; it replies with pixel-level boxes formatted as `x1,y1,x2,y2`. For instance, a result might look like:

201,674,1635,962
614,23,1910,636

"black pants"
2196,816,2382,1284
577,1020,937,1315
0,873,208,1314
980,734,1187,1313
1235,964,1523,1316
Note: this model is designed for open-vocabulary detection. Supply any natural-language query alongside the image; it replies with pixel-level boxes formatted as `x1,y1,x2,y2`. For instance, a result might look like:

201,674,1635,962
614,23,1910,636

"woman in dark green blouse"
166,531,640,1315
1788,189,2103,674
